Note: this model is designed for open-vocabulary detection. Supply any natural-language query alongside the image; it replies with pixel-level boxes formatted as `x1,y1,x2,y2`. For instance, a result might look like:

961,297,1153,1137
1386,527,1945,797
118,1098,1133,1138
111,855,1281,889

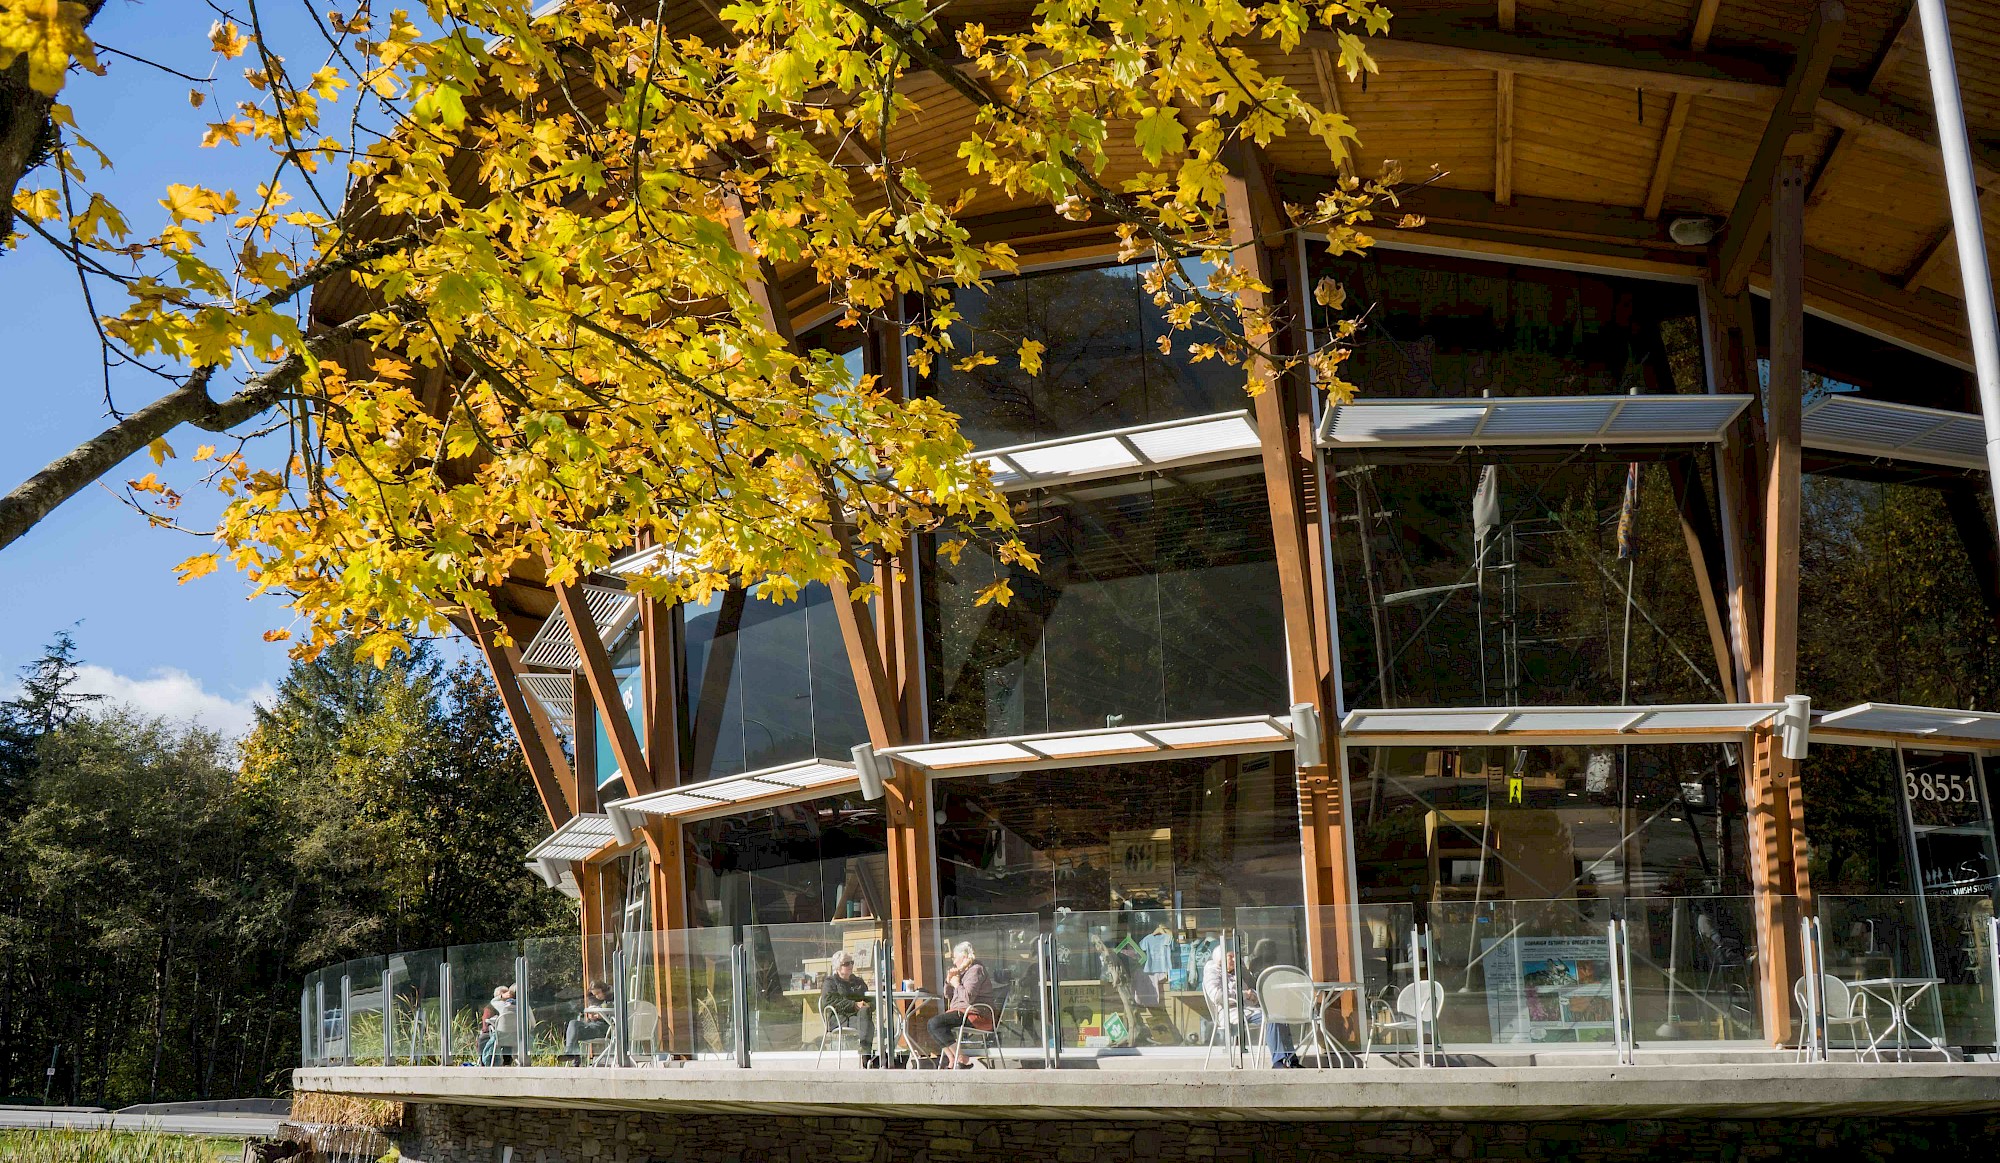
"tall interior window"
923,258,1240,448
683,793,888,928
1333,455,1724,710
933,753,1304,919
681,583,869,782
923,462,1287,739
1307,248,1705,399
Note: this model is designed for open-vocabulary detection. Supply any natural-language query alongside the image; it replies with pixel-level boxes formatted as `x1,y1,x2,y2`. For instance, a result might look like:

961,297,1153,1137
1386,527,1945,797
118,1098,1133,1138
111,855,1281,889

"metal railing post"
1608,919,1633,1065
1987,915,2000,1056
300,988,311,1068
340,974,353,1066
612,948,631,1067
1799,914,1824,1062
438,961,454,1064
513,953,531,1067
873,937,893,1067
315,979,327,1067
1229,928,1249,1068
730,943,751,1068
382,965,396,1067
1037,933,1058,1069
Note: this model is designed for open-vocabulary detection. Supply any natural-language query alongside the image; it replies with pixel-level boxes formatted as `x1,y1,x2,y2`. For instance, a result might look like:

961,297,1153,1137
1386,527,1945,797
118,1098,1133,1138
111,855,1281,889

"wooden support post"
556,581,653,800
470,618,578,827
577,861,609,982
572,671,600,814
1750,155,1809,1045
1223,141,1356,989
1666,459,1739,703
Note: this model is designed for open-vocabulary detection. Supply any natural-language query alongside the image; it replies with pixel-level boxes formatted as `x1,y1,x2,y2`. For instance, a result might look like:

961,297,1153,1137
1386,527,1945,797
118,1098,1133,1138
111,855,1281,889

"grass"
0,1128,245,1163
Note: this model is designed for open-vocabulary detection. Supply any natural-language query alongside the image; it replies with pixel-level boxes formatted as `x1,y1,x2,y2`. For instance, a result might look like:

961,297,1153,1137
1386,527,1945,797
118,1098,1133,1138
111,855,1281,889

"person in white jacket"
1202,945,1296,1067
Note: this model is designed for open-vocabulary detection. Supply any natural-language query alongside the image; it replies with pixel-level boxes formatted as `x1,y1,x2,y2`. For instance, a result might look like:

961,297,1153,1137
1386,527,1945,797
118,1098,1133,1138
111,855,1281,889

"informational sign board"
1479,935,1616,1043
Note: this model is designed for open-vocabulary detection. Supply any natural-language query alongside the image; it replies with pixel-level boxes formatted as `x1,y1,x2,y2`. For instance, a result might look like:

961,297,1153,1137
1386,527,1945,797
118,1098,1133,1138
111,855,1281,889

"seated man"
563,980,614,1063
819,950,877,1065
1202,946,1295,1068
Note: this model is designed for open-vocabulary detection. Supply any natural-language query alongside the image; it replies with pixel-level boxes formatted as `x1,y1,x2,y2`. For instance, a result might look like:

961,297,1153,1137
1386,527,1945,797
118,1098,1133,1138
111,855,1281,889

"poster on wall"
1108,828,1174,907
1478,935,1616,1043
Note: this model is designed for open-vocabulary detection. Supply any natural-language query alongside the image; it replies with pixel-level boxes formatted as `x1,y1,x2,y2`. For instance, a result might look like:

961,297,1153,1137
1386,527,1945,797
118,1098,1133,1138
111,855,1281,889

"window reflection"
934,753,1304,918
1799,744,1912,894
1307,248,1704,398
681,583,870,781
593,634,644,790
1799,472,2000,712
924,259,1240,447
1333,456,1724,709
684,793,888,928
923,463,1287,740
1349,743,1747,904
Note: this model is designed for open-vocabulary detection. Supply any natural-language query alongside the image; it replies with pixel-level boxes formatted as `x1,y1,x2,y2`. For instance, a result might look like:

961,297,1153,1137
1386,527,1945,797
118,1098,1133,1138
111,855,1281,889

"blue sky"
0,3,376,733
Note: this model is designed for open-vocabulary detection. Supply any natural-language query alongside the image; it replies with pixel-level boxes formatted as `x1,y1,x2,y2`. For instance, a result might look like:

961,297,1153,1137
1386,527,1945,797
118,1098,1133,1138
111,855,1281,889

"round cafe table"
1850,977,1944,1060
890,989,938,1068
1305,982,1362,1068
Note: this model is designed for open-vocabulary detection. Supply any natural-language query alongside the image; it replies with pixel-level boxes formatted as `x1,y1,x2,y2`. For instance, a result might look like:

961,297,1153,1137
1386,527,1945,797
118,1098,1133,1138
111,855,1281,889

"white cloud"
69,665,275,738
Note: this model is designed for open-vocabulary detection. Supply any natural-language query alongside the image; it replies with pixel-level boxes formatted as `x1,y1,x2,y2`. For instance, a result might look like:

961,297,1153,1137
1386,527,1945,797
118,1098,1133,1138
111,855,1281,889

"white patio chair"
818,1004,866,1067
1793,975,1874,1062
1256,965,1315,1067
1365,981,1444,1066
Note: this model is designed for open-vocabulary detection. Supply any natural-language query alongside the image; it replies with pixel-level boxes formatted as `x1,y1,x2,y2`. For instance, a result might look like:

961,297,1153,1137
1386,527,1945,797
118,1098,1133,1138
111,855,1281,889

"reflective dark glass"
683,793,888,927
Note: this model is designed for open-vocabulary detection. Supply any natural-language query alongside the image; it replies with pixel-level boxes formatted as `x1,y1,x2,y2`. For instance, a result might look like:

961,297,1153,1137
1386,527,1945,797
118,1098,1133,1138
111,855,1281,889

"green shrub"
0,1128,240,1163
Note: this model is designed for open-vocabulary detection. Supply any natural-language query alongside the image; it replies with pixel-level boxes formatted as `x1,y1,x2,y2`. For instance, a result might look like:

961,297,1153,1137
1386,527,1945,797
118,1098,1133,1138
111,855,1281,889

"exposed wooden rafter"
1805,1,1920,210
554,578,653,800
1642,0,1723,219
1317,13,2000,186
470,617,578,828
1716,1,1847,296
1495,0,1517,207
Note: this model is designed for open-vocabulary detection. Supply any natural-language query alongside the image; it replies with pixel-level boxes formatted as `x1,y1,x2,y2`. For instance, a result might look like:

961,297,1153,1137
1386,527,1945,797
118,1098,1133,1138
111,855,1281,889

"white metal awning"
520,583,638,670
1801,396,1988,471
974,411,1261,491
522,861,582,899
878,713,1297,779
526,813,622,862
1340,703,1787,744
1815,702,2000,744
1316,394,1752,449
605,757,859,837
519,672,575,735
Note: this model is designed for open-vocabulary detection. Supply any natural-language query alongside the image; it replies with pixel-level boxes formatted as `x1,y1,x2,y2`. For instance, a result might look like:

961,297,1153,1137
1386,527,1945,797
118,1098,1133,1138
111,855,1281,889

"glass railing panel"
895,913,1041,1064
1924,893,1996,1051
1622,895,1765,1045
342,956,387,1066
446,940,524,1065
1815,894,1939,1053
1346,903,1419,1055
301,967,323,1067
1049,908,1223,1053
641,926,738,1061
386,949,445,1065
743,920,886,1060
522,935,593,1066
1425,897,1618,1051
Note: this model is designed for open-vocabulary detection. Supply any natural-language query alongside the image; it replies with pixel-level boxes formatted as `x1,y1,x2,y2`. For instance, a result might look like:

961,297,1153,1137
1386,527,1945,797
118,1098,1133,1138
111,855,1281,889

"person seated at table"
927,942,994,1068
819,950,876,1065
1202,945,1297,1068
478,984,516,1065
563,981,614,1062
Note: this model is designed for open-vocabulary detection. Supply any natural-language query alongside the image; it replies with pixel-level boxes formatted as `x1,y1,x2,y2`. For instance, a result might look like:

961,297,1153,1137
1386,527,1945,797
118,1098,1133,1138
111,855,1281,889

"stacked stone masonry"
397,1103,2000,1162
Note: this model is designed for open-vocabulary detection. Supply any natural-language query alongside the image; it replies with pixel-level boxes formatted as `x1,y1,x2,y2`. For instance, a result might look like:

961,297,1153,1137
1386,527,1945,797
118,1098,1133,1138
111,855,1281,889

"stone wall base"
397,1102,2000,1162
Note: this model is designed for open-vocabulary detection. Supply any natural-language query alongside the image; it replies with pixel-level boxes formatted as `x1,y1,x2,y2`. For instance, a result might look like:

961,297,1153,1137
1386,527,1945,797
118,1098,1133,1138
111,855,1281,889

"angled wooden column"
1223,141,1356,989
470,617,577,827
1666,459,1739,703
571,670,600,814
555,580,653,800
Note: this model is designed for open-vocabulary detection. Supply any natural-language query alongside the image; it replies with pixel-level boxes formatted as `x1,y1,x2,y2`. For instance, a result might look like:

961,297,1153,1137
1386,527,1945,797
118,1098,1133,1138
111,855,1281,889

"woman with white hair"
818,948,875,1065
927,941,994,1068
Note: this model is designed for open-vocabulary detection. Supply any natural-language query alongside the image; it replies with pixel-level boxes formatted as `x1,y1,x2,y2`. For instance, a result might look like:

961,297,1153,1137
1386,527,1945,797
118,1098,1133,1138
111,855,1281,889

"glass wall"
1347,743,1749,905
684,792,888,929
923,259,1239,448
1799,472,2000,712
682,582,869,781
1799,744,1913,894
593,633,644,791
924,463,1286,740
1332,455,1724,710
1306,248,1705,398
933,752,1305,919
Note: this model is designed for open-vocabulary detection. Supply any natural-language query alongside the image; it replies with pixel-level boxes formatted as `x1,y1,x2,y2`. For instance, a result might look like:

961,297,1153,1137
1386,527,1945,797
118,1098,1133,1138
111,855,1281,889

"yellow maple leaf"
0,0,99,95
173,553,220,583
208,19,248,60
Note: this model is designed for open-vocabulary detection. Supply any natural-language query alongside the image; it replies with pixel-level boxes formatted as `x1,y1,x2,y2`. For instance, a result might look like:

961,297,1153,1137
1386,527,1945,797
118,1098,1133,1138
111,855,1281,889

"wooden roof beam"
1806,1,1919,210
1495,0,1516,207
1319,15,2000,187
471,616,578,827
1642,0,1724,219
554,578,654,800
1716,2,1847,296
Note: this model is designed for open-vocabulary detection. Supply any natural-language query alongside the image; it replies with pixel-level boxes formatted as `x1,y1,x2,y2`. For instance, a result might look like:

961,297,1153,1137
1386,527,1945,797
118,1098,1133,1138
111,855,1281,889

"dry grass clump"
0,1127,240,1162
288,1092,403,1130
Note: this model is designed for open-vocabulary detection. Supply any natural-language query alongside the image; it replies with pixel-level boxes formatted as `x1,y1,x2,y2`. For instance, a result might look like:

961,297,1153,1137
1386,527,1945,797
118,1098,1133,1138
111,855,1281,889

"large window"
923,259,1240,448
1799,473,2000,712
933,752,1304,918
923,463,1287,740
1332,455,1724,710
593,634,645,790
682,583,869,782
1307,248,1704,399
683,793,888,928
1348,742,1748,905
